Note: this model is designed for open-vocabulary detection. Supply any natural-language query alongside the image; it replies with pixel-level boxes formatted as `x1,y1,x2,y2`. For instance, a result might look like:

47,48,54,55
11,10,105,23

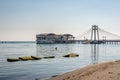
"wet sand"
49,60,120,80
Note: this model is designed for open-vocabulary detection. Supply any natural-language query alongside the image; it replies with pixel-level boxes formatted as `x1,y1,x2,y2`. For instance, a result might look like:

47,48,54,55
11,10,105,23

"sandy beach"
49,60,120,80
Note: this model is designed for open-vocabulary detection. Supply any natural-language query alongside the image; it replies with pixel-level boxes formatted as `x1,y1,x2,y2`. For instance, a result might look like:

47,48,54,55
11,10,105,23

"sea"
0,41,120,80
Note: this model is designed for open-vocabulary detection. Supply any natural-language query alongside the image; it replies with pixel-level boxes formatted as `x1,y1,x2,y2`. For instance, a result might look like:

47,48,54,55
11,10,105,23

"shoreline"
49,60,120,80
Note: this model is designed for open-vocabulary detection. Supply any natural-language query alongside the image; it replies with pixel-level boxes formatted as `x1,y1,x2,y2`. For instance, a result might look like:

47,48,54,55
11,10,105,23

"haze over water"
1,0,120,41
0,42,120,80
1,0,120,79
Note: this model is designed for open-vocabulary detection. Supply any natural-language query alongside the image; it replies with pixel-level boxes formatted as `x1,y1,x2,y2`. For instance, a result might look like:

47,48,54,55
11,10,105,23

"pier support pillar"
91,25,99,44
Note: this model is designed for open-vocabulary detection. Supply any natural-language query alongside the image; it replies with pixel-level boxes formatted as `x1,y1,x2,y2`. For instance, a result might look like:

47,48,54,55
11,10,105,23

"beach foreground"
49,60,120,80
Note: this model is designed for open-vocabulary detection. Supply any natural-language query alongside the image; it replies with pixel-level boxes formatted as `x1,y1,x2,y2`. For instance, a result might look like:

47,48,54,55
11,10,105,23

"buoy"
63,53,79,57
43,56,55,59
19,56,34,61
55,47,57,50
31,56,42,60
7,58,19,62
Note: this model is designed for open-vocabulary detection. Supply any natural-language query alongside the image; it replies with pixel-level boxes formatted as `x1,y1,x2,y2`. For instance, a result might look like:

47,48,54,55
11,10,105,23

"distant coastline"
0,41,35,43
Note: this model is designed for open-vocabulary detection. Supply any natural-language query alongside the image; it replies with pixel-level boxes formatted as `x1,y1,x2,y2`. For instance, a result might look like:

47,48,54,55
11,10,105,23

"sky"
0,0,120,41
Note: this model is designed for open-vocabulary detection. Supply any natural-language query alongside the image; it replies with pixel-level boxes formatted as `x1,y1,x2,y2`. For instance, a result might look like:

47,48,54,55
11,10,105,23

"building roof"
63,34,73,36
36,33,73,37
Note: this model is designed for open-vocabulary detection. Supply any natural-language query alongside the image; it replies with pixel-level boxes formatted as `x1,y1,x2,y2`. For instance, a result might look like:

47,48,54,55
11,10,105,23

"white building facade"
36,33,75,44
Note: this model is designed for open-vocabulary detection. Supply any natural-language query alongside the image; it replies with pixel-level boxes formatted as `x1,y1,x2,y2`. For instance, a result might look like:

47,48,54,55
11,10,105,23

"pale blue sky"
0,0,120,41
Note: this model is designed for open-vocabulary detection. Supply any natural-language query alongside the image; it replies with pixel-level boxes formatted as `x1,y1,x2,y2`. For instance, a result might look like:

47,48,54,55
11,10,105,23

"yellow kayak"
63,53,79,57
19,56,34,61
31,56,42,60
44,56,55,59
7,58,19,62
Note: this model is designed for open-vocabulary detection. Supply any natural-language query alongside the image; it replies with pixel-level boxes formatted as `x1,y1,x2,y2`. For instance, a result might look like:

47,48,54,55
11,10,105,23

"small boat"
7,58,19,62
82,41,90,44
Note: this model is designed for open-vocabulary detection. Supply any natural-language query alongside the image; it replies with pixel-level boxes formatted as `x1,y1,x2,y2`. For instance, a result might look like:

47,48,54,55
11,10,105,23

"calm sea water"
0,42,120,80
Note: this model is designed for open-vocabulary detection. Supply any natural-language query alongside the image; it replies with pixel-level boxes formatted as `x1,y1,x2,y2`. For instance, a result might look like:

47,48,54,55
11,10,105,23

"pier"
76,25,120,44
36,25,120,44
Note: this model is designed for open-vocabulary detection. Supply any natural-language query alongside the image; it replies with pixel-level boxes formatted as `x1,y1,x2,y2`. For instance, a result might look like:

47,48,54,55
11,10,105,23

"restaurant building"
36,33,75,44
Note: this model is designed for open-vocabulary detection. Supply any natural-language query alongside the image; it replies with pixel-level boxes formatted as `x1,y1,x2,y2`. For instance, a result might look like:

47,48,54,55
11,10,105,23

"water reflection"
36,44,100,64
91,44,99,64
36,44,74,57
